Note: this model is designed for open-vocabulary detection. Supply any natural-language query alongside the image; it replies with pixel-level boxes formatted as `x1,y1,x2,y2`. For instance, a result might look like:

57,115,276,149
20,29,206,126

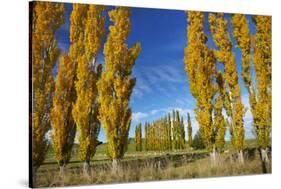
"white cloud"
132,63,187,98
150,107,192,116
133,106,194,123
132,112,149,122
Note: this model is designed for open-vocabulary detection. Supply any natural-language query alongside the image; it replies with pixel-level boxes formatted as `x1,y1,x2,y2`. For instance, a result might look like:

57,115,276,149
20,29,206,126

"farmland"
34,139,271,187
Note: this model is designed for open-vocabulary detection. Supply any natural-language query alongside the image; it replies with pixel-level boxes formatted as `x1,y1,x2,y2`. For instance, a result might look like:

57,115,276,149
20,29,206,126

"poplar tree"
214,71,227,153
180,116,185,149
232,15,271,164
209,13,245,163
50,55,76,175
167,113,172,150
252,15,271,164
172,110,176,149
184,11,217,165
135,124,142,151
187,112,192,147
144,123,148,151
31,1,64,180
163,116,171,150
70,4,105,176
97,7,141,171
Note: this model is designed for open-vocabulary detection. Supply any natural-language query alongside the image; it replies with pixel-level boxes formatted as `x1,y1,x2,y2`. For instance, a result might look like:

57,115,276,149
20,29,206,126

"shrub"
191,130,206,150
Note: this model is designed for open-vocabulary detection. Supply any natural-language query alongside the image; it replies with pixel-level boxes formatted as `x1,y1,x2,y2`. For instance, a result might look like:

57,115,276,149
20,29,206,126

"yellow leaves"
98,7,141,159
187,112,193,147
135,124,142,151
184,11,216,152
31,1,64,168
208,13,245,152
70,4,105,162
50,54,76,165
232,14,271,149
85,5,106,60
251,15,272,148
70,4,88,43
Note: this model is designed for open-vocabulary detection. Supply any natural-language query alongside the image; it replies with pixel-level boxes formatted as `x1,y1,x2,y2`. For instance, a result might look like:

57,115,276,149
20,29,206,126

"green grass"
44,138,258,163
35,144,271,187
41,138,258,172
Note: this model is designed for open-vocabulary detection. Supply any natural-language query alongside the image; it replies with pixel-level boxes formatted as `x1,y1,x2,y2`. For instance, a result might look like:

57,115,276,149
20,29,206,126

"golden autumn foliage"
232,14,272,166
208,13,245,157
214,71,227,152
213,96,226,152
251,16,272,150
70,4,105,169
187,112,192,147
50,55,76,168
231,14,253,96
135,124,142,151
31,1,64,170
184,11,216,152
143,114,174,151
167,113,172,150
97,7,141,163
71,4,105,160
172,110,185,150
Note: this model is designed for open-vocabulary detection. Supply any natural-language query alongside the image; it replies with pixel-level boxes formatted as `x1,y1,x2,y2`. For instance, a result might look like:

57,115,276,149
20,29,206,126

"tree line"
136,110,191,152
31,2,140,180
184,12,271,167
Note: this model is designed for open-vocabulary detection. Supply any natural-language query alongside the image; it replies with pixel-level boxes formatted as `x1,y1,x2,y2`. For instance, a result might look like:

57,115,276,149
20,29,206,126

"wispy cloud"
132,112,149,122
133,63,187,98
143,64,186,84
132,106,193,123
150,106,193,117
175,97,194,107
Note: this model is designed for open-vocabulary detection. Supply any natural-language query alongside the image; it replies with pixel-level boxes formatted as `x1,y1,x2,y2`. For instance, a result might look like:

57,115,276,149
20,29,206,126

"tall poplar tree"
232,15,271,165
180,116,185,149
172,110,176,149
167,113,172,150
50,55,76,175
252,15,271,163
97,7,141,171
209,13,245,163
70,4,105,176
187,112,192,147
184,11,217,165
31,1,64,180
144,122,149,151
135,124,142,151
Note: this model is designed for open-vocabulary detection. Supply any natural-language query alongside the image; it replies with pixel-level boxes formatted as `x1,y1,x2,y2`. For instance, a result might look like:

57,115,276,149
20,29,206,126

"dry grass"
34,151,271,188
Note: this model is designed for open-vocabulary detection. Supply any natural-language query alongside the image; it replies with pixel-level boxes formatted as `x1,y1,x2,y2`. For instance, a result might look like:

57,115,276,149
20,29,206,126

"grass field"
34,138,271,187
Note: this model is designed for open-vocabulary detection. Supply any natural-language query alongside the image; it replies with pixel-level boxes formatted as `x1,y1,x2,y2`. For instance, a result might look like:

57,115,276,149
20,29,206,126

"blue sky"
55,3,257,142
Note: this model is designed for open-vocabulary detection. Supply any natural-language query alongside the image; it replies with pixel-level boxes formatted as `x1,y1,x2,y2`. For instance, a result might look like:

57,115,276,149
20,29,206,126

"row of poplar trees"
31,2,141,180
184,12,271,167
135,110,193,152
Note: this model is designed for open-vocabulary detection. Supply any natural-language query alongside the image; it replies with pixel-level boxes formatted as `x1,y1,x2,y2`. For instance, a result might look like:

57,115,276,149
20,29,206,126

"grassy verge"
35,145,271,187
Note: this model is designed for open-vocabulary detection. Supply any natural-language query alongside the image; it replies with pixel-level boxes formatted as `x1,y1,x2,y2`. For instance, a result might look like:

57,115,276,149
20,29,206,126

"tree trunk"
83,161,90,177
210,145,218,167
259,147,269,173
59,165,65,177
238,150,244,164
112,158,121,174
261,147,269,163
32,166,38,186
